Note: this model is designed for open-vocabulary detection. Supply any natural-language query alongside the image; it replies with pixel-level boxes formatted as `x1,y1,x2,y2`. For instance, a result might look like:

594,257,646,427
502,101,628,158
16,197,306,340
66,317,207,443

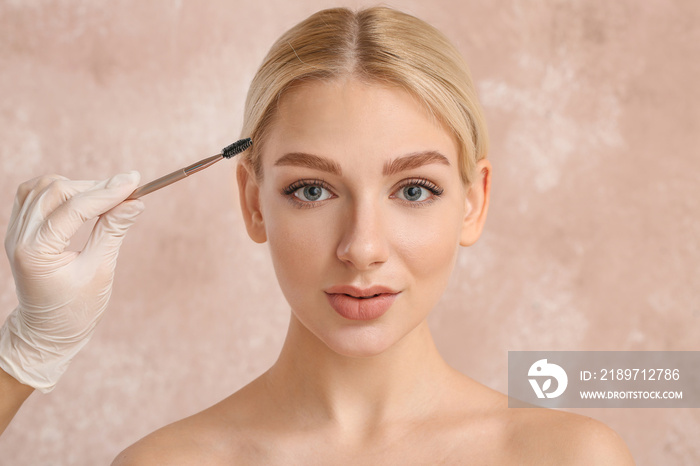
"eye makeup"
394,177,444,196
281,179,336,208
280,176,445,208
391,177,444,207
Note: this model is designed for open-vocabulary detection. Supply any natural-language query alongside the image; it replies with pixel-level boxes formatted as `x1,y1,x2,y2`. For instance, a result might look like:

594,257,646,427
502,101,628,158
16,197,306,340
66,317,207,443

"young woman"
1,7,633,464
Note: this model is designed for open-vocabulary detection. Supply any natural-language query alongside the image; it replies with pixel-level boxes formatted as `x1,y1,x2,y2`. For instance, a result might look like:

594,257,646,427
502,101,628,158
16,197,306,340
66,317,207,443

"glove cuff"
0,309,76,394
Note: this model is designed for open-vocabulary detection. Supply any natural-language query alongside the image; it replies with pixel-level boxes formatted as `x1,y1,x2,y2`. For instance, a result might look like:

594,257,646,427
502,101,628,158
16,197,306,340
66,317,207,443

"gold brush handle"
126,154,223,200
124,138,251,200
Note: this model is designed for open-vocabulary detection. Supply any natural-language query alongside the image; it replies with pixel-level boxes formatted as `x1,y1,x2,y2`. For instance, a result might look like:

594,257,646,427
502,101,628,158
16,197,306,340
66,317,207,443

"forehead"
262,77,459,168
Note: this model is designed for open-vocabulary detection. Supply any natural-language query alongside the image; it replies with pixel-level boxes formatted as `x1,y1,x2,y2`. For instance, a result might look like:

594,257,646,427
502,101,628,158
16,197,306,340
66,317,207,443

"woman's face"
239,77,488,357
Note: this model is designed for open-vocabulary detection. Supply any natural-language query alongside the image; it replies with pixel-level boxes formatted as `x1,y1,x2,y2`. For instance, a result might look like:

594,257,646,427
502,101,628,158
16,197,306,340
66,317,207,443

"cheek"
389,204,463,289
264,204,336,305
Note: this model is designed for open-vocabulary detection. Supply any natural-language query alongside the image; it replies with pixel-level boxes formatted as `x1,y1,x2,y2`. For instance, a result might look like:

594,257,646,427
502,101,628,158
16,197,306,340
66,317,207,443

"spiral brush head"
127,137,255,199
222,138,253,159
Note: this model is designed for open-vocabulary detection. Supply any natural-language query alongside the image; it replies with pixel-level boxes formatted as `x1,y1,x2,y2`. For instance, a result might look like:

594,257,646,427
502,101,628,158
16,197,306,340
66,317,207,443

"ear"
236,161,267,243
460,158,492,247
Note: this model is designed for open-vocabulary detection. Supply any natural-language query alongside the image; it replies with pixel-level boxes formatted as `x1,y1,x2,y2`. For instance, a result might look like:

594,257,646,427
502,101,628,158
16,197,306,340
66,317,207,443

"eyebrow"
273,150,450,176
383,151,450,176
274,152,342,175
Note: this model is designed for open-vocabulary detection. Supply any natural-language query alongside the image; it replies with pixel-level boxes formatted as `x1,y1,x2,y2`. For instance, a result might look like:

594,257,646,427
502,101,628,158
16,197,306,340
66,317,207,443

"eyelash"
393,178,444,206
280,177,444,208
281,179,335,208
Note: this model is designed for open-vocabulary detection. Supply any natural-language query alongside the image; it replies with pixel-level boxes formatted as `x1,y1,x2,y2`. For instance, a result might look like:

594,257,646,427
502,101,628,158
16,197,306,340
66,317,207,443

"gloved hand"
0,172,144,393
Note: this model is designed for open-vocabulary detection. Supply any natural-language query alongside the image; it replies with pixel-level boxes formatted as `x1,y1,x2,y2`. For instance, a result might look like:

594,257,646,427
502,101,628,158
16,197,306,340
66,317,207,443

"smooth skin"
114,77,634,464
0,368,33,435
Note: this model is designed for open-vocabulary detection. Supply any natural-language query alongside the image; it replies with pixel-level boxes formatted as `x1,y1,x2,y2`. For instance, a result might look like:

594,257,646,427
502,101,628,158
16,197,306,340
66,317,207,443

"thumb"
81,199,145,269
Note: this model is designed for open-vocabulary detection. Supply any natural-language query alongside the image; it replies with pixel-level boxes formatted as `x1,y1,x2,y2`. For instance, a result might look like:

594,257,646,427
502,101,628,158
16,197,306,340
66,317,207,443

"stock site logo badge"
528,359,568,399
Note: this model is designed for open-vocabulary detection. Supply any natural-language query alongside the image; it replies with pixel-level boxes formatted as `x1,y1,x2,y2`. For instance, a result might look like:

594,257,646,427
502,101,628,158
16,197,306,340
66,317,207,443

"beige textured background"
1,0,698,464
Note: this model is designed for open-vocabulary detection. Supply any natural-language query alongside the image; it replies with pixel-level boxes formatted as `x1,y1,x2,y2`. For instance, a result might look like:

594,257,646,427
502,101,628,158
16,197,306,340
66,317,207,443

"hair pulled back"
241,7,488,184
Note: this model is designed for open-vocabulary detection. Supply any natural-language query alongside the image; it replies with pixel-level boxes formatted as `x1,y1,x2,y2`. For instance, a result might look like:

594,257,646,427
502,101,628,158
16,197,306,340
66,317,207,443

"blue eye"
397,185,429,202
282,179,335,206
393,178,443,203
294,185,333,202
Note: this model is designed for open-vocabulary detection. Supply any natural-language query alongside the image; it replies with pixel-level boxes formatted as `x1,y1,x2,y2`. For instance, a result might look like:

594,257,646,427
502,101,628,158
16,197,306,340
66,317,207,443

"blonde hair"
241,7,488,185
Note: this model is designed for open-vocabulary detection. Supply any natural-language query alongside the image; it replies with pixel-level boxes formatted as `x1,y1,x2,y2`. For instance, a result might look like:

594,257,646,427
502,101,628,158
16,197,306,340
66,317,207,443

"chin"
317,323,407,358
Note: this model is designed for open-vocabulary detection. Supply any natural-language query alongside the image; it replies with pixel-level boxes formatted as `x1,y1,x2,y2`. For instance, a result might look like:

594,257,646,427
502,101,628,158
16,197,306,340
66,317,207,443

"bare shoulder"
112,375,277,465
111,396,261,466
111,412,228,465
111,423,192,466
504,405,635,465
435,375,634,464
112,375,276,465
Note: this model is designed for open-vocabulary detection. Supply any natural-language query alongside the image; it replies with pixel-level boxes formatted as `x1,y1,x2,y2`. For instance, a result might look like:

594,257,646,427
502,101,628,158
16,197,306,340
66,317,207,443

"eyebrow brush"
127,138,252,199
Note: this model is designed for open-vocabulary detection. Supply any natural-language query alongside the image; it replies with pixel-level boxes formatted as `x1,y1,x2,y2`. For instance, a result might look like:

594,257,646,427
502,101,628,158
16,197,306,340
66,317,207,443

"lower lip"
326,292,399,321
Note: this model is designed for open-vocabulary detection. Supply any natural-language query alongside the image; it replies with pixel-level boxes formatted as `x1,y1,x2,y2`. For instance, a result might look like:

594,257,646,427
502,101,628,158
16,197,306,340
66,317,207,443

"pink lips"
325,285,400,321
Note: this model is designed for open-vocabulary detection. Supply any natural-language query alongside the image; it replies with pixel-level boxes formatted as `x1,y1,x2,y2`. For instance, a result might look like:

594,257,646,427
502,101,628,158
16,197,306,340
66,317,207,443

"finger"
31,172,141,255
8,179,101,254
81,199,145,275
8,175,68,233
17,175,67,206
32,179,101,220
6,175,70,259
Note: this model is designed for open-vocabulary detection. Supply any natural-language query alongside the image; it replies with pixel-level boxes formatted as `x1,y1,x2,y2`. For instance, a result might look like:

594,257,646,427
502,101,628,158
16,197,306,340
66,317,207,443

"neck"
262,313,456,436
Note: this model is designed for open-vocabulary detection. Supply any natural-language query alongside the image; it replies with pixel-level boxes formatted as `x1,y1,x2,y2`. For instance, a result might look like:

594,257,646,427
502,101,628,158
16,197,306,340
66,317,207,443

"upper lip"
324,285,400,298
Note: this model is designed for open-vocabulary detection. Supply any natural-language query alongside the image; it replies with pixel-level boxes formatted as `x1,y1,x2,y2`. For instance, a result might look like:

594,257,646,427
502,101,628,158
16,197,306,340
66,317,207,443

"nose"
336,199,390,270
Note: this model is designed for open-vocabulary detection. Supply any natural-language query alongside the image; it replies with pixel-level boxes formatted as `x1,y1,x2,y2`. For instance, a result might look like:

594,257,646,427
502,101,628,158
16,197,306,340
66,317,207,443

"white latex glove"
0,172,144,393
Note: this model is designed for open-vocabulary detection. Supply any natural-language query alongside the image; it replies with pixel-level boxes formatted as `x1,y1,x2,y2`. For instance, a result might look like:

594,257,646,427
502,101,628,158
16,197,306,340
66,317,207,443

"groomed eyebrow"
273,150,450,176
383,151,450,176
274,152,342,175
